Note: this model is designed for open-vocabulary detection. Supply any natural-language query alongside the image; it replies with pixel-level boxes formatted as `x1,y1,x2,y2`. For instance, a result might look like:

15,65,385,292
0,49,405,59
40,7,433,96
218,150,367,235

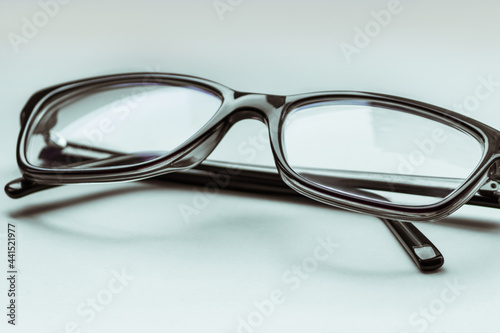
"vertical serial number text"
7,223,17,325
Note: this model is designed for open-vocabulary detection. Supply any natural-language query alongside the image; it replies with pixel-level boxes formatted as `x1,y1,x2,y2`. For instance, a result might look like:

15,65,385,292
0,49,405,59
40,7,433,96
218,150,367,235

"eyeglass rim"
275,94,499,221
13,72,500,222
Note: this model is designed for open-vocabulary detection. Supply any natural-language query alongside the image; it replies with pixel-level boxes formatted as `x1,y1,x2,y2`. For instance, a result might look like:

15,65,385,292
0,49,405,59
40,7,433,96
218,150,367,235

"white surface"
1,1,500,332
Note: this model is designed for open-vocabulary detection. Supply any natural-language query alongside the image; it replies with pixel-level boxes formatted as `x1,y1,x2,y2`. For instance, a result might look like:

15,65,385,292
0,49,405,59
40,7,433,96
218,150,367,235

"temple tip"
413,245,445,271
5,178,56,199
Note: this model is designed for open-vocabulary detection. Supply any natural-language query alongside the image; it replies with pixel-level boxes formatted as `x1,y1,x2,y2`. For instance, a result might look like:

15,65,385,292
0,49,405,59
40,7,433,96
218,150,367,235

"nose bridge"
228,91,286,123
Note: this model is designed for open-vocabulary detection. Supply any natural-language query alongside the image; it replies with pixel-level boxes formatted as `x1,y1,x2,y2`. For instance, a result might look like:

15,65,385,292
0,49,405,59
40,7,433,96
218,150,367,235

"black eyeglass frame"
10,72,500,223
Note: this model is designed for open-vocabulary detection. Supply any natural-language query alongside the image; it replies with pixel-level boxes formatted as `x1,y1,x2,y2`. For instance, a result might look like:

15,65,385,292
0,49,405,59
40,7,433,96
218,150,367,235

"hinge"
478,160,500,199
479,179,500,199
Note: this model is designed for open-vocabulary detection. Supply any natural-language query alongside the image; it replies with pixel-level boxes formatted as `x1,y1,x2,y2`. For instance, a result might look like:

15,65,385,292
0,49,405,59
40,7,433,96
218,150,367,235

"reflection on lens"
25,83,222,169
282,100,484,206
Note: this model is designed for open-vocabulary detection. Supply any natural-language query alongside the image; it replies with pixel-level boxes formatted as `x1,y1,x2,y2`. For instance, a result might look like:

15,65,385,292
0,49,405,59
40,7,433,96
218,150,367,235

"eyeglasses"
6,73,500,272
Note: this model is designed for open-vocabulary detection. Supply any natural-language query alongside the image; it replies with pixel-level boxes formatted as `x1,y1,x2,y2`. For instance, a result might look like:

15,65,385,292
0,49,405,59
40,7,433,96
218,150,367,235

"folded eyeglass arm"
5,158,445,271
7,145,500,272
8,152,500,207
152,160,500,209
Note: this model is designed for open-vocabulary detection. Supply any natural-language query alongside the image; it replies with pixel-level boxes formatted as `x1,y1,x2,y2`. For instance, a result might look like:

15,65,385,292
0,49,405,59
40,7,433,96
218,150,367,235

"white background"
1,0,500,332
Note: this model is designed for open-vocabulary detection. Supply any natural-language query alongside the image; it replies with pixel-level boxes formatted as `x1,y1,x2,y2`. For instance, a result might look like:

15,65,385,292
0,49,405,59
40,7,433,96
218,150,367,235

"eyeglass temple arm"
6,161,444,271
5,159,444,271
5,146,497,272
8,158,500,208
6,147,450,272
153,161,500,208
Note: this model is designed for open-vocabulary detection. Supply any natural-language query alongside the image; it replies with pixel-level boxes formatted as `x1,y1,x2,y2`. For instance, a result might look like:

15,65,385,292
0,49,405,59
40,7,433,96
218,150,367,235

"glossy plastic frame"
9,72,500,222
